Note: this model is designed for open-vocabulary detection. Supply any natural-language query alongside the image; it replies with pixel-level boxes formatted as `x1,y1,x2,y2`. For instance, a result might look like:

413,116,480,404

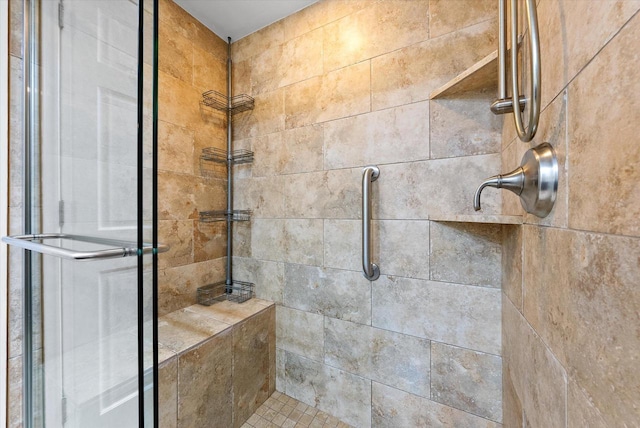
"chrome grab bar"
362,166,380,281
1,233,169,261
491,0,541,143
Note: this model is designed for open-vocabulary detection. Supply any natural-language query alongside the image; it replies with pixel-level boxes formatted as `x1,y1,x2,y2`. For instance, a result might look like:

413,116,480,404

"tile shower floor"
242,391,353,428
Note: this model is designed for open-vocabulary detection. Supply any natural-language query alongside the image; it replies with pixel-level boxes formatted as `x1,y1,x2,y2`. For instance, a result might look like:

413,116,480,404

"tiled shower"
6,0,640,427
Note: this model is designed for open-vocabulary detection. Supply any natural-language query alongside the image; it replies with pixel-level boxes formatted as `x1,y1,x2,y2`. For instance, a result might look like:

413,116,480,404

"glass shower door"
2,0,158,426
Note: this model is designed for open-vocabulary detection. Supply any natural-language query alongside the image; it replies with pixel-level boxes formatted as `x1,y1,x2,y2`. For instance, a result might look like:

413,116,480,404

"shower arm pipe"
226,36,233,286
362,166,380,281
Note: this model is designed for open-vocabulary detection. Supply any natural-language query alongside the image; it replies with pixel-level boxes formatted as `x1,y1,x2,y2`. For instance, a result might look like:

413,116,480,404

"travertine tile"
372,382,500,428
374,220,430,280
502,298,525,411
195,176,227,214
431,342,502,422
282,219,324,266
232,58,252,97
567,379,607,428
232,221,252,258
430,222,502,288
7,356,22,428
276,306,324,362
8,247,23,359
248,133,284,177
521,324,567,428
429,0,496,38
192,46,227,93
284,169,361,219
186,299,274,326
159,358,178,428
276,348,286,393
284,264,371,325
233,257,285,303
159,19,193,83
324,101,430,170
502,356,523,428
426,154,502,216
231,20,285,63
284,61,370,128
567,13,640,237
522,226,640,426
281,124,324,175
430,89,501,159
503,297,567,428
177,330,233,428
159,308,231,355
324,317,431,398
233,307,275,427
323,220,360,271
285,352,371,428
158,220,194,269
193,219,226,262
159,0,198,43
191,16,228,62
158,71,203,129
9,0,22,58
158,257,226,316
250,127,322,178
250,43,284,95
371,19,497,110
502,225,522,310
234,89,285,140
235,176,285,218
158,120,194,175
374,154,501,219
269,308,277,397
373,161,431,220
283,0,328,40
372,276,501,354
251,219,286,262
323,0,429,71
8,57,23,210
280,28,324,88
323,0,372,26
537,0,640,109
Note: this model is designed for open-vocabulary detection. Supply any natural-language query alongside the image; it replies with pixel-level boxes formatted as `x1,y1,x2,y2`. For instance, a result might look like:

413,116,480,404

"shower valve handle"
474,142,558,218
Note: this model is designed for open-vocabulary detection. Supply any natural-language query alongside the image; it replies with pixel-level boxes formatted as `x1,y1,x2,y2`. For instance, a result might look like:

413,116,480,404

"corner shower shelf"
430,213,523,225
200,147,254,165
199,210,252,223
430,50,498,99
201,90,255,114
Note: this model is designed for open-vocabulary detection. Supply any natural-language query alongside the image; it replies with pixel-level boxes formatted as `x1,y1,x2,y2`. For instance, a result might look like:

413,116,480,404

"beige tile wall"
157,0,229,316
7,0,24,426
231,0,504,426
501,1,640,426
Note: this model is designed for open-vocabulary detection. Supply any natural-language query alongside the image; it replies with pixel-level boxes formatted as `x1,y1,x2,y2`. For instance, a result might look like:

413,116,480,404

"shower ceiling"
173,0,319,40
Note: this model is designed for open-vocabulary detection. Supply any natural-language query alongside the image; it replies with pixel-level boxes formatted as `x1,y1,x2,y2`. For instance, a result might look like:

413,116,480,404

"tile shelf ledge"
430,50,498,99
430,213,523,225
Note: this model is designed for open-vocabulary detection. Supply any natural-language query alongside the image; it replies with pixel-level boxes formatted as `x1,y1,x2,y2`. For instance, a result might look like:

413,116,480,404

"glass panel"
28,0,158,426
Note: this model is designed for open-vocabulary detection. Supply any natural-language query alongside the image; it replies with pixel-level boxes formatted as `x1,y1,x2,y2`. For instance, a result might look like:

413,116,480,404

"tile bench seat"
158,298,276,428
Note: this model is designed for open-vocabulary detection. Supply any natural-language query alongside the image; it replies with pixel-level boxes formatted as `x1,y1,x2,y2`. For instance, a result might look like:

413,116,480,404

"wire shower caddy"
197,37,256,305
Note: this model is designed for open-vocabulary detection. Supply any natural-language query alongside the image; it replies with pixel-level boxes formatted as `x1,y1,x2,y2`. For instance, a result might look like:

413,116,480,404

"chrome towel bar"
491,0,541,142
362,166,380,281
1,233,169,261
